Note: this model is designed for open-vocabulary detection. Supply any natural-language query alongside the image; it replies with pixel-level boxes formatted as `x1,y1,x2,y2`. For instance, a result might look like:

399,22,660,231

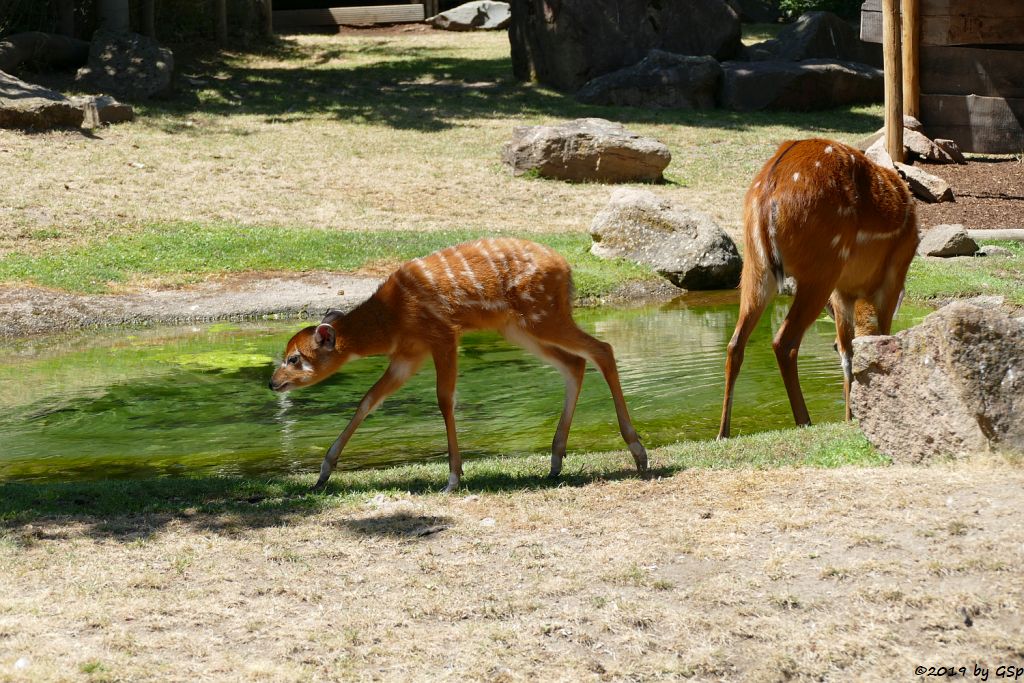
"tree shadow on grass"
139,36,884,134
0,461,674,541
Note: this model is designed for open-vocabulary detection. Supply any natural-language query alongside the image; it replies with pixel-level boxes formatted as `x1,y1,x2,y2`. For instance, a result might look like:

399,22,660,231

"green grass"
905,241,1024,305
0,224,655,300
0,423,880,526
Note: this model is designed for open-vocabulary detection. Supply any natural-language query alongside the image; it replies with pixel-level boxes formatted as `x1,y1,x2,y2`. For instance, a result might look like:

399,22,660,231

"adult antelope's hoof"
441,473,460,494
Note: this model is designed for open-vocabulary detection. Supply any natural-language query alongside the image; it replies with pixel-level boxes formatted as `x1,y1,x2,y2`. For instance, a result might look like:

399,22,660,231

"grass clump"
0,423,880,526
905,241,1024,305
0,224,655,299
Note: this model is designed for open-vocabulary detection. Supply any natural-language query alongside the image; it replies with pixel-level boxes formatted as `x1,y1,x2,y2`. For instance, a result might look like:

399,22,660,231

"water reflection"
0,293,929,482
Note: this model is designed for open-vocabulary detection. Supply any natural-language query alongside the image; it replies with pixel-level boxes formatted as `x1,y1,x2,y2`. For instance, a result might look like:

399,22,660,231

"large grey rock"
851,302,1024,463
590,188,741,290
734,0,782,23
895,162,954,203
746,12,879,65
576,51,722,109
918,224,978,257
502,118,671,183
75,30,173,100
428,1,510,31
903,128,955,163
509,0,741,92
0,70,84,129
69,94,134,125
720,59,883,111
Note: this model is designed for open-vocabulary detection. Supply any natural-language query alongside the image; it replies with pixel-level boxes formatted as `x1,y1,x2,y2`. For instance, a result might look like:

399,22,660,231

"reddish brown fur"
719,139,919,438
270,238,648,492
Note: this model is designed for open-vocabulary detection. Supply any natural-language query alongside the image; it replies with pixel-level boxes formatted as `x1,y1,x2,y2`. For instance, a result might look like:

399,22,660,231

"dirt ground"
915,158,1024,231
2,462,1022,681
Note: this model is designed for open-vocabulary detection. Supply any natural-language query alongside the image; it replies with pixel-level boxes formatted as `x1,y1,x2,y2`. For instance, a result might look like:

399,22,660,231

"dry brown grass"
2,460,1022,681
0,31,883,257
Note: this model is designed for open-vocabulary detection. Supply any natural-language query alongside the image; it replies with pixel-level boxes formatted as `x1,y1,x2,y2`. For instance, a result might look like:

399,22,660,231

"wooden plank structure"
861,0,1024,153
274,2,432,31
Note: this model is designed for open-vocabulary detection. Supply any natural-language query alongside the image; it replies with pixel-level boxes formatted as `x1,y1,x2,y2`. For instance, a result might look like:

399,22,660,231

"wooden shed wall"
861,0,1024,153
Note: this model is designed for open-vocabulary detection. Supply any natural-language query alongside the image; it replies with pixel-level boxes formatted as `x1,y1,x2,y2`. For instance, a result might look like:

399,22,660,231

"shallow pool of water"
0,292,929,482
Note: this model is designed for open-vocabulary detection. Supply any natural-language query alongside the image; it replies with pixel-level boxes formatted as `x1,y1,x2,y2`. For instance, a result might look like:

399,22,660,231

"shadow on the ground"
0,462,673,541
128,36,884,134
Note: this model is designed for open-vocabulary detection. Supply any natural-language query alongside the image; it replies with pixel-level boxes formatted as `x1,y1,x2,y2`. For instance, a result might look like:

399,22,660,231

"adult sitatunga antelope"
269,238,649,492
718,138,919,438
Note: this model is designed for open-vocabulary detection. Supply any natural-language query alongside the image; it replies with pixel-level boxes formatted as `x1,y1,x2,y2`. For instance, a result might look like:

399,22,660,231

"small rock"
590,188,741,290
69,94,134,125
14,657,29,670
480,517,496,527
895,162,954,203
864,137,894,168
904,129,955,163
933,138,967,164
854,115,925,150
977,244,1012,257
918,224,978,257
501,118,671,183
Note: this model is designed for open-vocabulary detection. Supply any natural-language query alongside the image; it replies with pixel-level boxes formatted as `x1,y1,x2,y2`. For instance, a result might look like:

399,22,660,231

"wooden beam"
920,94,1024,154
861,0,1024,46
919,46,1024,99
883,0,904,162
901,0,919,119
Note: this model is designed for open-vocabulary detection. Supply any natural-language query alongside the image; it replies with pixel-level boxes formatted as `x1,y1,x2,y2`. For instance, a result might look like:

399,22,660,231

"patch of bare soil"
915,158,1024,230
2,462,1022,680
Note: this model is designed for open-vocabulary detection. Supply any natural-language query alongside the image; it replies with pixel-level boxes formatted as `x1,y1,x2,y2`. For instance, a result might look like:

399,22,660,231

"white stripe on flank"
455,251,485,294
476,240,503,280
510,261,538,290
435,251,464,296
856,228,903,243
830,235,841,247
411,258,436,286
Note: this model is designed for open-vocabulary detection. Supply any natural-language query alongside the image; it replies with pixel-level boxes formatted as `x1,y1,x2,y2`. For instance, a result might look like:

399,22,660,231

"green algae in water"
0,293,929,482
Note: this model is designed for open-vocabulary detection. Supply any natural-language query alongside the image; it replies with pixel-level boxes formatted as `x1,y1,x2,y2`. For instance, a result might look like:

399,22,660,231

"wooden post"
260,0,273,39
140,0,156,37
215,0,228,43
882,0,904,163
901,0,920,119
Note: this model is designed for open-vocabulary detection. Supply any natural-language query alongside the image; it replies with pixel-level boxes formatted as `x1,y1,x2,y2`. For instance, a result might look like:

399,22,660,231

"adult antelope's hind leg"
718,270,773,439
537,324,648,477
312,355,423,492
432,342,463,493
540,344,586,479
772,282,834,428
831,293,857,421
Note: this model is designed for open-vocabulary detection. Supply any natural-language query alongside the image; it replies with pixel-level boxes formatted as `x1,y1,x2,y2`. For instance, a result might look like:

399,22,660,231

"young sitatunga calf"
718,138,919,438
269,238,649,492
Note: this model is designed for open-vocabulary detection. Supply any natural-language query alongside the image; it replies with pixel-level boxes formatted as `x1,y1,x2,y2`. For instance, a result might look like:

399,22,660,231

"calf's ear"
314,324,336,349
